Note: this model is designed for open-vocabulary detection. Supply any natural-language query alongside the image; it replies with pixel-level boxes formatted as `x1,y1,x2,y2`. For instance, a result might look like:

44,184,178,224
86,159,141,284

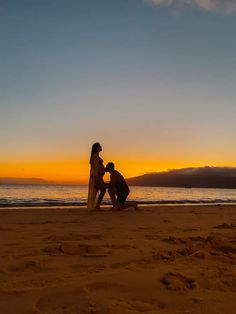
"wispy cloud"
144,0,236,14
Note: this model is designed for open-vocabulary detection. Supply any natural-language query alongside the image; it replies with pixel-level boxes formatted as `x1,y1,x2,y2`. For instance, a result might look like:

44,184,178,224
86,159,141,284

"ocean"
0,184,236,207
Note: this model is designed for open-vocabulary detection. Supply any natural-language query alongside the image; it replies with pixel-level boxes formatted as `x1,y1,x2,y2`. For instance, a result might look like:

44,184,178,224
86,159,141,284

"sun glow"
1,156,235,184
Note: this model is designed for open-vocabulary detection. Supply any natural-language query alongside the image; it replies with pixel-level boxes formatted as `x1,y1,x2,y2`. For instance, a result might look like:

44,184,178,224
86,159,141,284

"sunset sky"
1,0,236,183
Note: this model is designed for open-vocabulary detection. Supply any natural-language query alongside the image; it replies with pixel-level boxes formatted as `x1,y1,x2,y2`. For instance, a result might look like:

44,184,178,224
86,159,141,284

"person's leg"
94,178,106,209
95,187,106,209
108,187,117,208
92,187,98,209
116,189,129,210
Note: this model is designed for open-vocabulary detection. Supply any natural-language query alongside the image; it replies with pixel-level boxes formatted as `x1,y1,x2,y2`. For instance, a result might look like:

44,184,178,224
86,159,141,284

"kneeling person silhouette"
105,162,130,210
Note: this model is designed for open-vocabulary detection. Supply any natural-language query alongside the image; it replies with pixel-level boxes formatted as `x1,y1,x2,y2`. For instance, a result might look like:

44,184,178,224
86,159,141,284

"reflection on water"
0,185,236,207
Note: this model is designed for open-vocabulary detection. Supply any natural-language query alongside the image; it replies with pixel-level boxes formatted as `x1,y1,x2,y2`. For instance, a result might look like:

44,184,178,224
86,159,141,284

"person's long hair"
90,142,100,164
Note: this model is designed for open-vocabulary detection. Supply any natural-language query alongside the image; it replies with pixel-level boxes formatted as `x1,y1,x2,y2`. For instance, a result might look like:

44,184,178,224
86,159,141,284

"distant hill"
126,167,236,189
0,178,50,185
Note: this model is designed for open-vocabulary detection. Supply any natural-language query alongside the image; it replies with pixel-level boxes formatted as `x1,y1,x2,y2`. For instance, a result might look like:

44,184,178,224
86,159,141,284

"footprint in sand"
152,249,176,261
60,242,110,257
109,261,132,269
8,260,45,273
72,263,106,273
162,236,186,244
46,234,103,242
182,228,198,232
87,283,165,313
46,235,75,242
109,297,160,313
104,244,135,250
160,233,236,259
213,223,236,229
199,270,236,292
145,233,160,240
43,246,63,256
87,281,126,292
161,272,196,291
189,250,210,259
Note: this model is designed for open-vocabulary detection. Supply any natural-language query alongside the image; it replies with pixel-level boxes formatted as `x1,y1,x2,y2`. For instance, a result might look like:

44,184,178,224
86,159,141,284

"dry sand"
0,205,236,313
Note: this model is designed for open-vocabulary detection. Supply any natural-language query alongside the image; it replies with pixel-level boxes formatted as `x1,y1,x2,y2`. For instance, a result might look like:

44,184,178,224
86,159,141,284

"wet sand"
0,205,236,313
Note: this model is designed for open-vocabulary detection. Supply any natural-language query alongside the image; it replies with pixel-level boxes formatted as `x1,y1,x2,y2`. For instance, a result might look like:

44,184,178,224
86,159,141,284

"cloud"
144,0,236,14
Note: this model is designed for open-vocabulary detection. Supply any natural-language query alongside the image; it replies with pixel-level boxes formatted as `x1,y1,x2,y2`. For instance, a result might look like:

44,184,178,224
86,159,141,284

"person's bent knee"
100,188,106,195
108,188,115,195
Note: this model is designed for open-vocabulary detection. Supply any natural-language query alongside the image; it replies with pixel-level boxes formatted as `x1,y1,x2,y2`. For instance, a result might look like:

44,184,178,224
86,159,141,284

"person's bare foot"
134,203,138,210
116,204,125,210
109,204,119,210
92,206,101,211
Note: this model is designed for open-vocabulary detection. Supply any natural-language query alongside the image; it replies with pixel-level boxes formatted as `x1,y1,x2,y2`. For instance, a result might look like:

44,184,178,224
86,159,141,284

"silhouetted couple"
87,142,130,210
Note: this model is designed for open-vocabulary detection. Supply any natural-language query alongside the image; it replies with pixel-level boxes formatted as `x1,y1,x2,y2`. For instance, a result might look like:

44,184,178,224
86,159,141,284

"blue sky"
1,0,236,180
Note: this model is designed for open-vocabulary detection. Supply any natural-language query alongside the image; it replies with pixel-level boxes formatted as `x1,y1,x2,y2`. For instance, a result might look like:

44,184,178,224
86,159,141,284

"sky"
1,0,236,183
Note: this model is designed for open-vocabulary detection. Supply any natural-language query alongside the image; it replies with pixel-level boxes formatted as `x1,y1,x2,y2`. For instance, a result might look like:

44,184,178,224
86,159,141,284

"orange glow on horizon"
1,157,236,184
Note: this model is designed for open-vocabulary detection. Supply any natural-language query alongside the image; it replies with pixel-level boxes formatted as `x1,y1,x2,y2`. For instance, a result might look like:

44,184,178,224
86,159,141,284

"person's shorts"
117,189,129,205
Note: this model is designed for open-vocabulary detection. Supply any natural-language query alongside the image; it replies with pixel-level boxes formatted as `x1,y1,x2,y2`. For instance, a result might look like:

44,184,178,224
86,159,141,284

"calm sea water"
0,185,236,207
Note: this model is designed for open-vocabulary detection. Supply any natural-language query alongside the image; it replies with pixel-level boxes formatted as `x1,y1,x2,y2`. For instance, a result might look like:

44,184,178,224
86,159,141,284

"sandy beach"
0,205,236,313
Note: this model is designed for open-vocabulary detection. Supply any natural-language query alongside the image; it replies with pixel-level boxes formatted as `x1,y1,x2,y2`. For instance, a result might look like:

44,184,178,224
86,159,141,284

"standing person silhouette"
87,142,106,210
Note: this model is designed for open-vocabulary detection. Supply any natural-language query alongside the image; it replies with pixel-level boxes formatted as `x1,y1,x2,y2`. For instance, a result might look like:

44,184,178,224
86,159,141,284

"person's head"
90,142,102,163
105,162,115,173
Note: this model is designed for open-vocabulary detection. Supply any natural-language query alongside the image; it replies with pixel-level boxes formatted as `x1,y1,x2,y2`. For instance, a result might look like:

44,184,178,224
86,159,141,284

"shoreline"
1,201,236,209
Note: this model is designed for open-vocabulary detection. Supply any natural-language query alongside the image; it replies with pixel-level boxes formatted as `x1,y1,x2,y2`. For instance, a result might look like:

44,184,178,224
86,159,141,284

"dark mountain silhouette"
126,167,236,189
0,178,50,185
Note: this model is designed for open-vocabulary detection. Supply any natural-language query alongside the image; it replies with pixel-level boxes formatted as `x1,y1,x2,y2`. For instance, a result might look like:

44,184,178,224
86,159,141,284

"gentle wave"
1,198,236,207
0,185,236,207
